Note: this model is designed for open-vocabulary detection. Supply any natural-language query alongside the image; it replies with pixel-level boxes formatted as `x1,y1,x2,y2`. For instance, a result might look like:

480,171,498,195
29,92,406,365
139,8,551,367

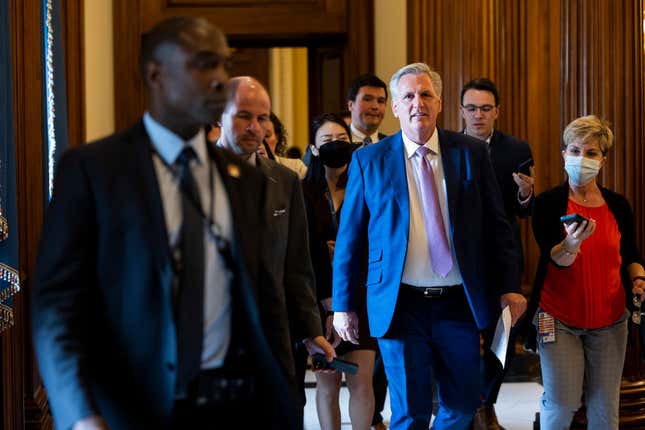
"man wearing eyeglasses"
459,78,534,430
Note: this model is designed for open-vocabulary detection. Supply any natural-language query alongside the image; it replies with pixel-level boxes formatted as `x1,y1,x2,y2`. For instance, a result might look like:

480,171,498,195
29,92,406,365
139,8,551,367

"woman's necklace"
580,191,588,203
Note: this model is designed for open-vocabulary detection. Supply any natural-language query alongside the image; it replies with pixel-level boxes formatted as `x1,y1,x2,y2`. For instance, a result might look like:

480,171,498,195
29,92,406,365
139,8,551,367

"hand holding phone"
560,213,589,226
561,213,596,253
516,157,534,176
513,158,535,199
311,353,359,375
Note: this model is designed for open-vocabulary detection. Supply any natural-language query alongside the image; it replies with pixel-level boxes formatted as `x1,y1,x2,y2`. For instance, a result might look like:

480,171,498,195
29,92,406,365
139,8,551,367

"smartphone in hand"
311,353,359,375
516,157,534,176
560,213,589,226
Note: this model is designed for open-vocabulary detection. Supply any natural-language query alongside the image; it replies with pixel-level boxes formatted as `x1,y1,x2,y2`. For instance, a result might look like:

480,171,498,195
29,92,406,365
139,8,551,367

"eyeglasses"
461,104,496,114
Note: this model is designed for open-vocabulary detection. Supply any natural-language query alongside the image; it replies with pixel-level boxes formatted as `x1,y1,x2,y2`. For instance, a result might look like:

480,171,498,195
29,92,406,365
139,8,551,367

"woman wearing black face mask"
303,113,377,430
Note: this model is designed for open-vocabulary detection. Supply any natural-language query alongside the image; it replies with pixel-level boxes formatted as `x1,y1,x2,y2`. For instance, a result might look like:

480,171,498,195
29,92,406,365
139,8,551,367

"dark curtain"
0,0,21,332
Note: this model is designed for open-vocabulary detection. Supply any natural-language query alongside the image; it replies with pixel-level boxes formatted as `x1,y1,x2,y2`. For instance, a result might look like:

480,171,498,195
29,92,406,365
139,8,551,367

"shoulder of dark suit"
492,129,529,147
256,155,299,182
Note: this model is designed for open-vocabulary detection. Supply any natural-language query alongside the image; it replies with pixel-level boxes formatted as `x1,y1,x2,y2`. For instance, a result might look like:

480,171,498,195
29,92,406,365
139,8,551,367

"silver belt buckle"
423,287,443,298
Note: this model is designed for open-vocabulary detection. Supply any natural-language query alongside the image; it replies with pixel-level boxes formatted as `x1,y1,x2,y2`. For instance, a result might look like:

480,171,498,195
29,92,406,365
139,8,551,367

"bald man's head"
220,77,272,155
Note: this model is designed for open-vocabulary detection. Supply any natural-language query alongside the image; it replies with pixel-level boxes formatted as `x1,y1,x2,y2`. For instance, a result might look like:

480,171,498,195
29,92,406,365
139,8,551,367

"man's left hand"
500,292,527,326
513,165,535,200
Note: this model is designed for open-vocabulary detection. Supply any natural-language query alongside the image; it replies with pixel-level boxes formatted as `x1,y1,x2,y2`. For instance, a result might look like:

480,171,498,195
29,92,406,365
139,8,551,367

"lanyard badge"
537,310,556,344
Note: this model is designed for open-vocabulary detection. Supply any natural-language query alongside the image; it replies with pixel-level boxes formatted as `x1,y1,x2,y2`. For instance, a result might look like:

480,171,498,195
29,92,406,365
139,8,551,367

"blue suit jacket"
332,129,521,336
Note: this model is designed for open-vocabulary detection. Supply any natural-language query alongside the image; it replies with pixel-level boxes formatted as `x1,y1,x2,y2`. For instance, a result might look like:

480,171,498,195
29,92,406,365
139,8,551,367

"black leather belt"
178,367,255,407
401,283,464,299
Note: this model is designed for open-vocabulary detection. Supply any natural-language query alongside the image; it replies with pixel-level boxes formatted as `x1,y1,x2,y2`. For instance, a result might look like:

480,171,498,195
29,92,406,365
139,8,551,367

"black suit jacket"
489,129,534,223
254,156,322,393
31,121,299,430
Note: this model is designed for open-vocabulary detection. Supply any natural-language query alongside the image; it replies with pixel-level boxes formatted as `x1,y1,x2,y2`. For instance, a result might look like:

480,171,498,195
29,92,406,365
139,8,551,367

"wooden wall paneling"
560,0,645,256
408,0,527,135
114,0,372,131
560,0,645,423
524,0,562,288
6,0,50,429
139,0,346,38
633,1,645,254
342,0,374,96
60,0,85,147
408,0,536,166
113,0,145,132
228,47,271,92
407,0,538,287
307,43,344,118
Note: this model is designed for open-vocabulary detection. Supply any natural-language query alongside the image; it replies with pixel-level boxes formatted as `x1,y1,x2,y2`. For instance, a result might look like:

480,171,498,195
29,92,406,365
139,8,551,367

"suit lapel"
385,132,410,218
438,128,461,226
489,130,501,164
256,156,277,185
130,121,172,274
207,146,248,225
206,145,259,274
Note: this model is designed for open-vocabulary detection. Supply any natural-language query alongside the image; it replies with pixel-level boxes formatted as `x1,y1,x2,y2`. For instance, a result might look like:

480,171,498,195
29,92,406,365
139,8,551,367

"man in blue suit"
332,63,527,430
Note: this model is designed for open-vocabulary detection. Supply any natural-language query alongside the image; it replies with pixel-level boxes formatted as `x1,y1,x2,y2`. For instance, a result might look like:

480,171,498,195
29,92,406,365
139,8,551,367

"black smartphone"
311,353,359,375
560,213,589,226
517,157,534,176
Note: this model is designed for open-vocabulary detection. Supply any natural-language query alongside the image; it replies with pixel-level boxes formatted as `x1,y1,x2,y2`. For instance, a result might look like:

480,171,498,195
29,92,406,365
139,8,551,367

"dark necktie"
362,136,373,146
175,146,205,393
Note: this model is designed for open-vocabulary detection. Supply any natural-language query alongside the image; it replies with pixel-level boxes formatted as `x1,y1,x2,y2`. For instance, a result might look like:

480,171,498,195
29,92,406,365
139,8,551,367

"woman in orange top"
528,115,645,430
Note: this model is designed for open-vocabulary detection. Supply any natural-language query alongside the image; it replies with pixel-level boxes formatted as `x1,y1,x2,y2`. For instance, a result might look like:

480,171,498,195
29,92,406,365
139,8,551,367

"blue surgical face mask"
564,155,601,186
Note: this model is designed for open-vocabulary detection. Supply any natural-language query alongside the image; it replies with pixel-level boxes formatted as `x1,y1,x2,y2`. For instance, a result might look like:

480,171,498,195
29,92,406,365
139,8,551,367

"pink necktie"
416,146,453,277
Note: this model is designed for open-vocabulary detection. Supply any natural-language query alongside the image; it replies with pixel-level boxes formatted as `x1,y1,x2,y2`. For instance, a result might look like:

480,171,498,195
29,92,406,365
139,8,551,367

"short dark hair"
140,16,223,85
460,78,500,106
347,73,388,102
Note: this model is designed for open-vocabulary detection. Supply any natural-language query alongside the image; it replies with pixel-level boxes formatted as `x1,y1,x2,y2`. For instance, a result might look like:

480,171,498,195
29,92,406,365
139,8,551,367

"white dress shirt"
401,128,463,287
144,112,234,369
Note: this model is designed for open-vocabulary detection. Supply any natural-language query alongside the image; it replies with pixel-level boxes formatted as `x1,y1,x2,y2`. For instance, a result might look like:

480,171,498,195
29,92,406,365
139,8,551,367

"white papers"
491,305,512,368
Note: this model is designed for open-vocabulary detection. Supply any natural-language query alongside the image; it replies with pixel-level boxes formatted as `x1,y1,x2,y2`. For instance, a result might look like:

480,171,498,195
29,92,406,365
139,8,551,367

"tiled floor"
303,372,542,430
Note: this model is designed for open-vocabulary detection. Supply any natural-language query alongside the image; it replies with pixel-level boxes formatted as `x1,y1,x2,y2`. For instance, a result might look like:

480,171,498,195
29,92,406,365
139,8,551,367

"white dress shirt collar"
351,123,380,143
402,127,439,159
143,111,207,166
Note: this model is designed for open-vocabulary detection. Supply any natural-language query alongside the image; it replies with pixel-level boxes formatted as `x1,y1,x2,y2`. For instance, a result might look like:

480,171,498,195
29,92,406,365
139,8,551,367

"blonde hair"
562,115,614,154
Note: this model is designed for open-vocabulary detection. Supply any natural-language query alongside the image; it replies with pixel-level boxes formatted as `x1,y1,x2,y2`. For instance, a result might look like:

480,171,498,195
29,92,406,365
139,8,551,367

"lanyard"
150,146,233,262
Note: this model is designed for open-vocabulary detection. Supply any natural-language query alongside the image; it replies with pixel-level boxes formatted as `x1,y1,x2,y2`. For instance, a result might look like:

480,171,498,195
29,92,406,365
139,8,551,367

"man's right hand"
333,311,359,345
73,416,109,430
